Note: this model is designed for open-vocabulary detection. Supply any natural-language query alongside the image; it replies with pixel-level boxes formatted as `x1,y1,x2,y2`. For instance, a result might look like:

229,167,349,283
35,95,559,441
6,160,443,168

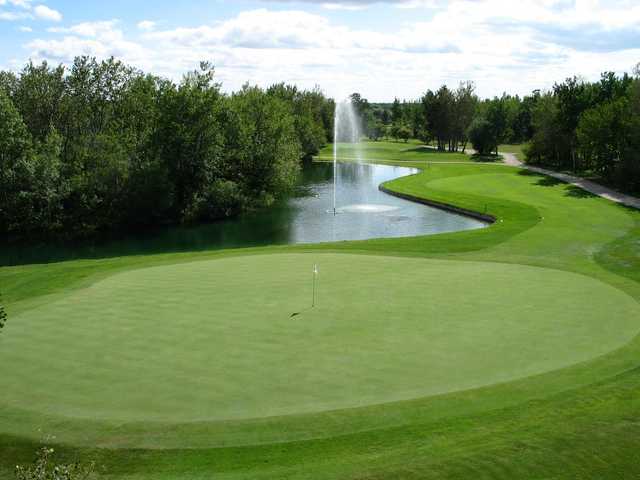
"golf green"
1,253,638,423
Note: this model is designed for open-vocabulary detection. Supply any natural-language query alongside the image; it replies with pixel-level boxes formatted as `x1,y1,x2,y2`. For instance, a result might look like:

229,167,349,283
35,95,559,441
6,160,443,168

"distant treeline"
352,66,640,191
0,58,334,242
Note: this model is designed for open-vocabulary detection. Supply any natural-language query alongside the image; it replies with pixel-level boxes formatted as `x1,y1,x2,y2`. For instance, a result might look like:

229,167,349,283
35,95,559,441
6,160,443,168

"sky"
0,0,639,101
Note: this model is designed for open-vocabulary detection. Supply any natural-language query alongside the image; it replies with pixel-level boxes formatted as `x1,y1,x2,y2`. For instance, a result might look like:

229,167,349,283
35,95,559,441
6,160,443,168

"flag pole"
312,264,318,307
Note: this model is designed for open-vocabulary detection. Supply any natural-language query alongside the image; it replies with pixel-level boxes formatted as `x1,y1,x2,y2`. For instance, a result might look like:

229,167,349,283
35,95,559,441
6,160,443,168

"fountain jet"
332,98,362,214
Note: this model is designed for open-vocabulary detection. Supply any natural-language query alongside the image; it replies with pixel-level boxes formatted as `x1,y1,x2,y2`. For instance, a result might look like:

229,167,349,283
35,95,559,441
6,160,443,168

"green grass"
3,254,637,429
315,139,470,163
1,143,640,479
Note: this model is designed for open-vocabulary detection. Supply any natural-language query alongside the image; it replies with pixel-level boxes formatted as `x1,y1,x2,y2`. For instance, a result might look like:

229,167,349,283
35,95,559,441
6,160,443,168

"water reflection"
0,163,487,266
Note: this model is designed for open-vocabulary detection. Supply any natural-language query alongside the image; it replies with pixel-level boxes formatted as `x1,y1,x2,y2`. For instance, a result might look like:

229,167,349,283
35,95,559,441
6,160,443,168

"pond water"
1,162,487,265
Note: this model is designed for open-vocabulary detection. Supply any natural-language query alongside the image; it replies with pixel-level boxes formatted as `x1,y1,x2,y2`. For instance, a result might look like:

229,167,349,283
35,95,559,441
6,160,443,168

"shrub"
15,447,95,480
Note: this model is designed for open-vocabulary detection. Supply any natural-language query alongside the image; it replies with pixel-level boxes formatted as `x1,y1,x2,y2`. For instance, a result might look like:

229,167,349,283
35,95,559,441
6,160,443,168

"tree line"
350,65,640,192
350,85,531,153
0,57,334,242
527,70,640,191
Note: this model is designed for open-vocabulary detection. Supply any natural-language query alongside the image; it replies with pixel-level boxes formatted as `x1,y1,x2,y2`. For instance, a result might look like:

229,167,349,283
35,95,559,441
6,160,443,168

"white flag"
313,264,318,275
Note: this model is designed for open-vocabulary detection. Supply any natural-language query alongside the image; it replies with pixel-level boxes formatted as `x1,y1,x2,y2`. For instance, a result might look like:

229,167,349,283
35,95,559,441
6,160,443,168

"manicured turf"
1,145,640,479
315,139,471,162
3,254,637,427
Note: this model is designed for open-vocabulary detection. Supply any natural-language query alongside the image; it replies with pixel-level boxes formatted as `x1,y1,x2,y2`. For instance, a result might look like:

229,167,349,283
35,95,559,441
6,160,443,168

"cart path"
500,151,640,210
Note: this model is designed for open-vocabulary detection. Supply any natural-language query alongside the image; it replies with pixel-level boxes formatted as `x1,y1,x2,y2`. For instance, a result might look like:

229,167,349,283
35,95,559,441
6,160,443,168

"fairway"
2,253,638,424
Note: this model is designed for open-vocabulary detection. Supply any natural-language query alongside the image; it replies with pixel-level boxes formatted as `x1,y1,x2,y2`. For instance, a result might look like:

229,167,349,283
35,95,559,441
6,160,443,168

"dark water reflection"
0,163,486,266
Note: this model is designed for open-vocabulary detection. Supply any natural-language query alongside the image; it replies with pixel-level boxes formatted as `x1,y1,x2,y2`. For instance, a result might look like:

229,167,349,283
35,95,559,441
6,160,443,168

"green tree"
525,93,565,167
268,84,330,160
484,97,508,154
380,108,391,125
0,57,337,240
156,62,223,220
422,86,455,151
366,118,384,141
397,124,411,143
553,77,593,170
390,123,400,141
222,85,301,209
0,89,35,237
467,116,496,155
391,98,402,125
349,92,370,118
0,70,18,96
510,92,538,143
405,101,424,139
577,98,628,177
119,74,172,227
453,81,477,152
13,61,65,142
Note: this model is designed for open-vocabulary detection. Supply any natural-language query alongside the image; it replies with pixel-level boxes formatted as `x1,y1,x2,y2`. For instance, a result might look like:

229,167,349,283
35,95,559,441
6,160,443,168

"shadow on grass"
516,169,599,199
516,169,562,186
290,306,315,318
565,185,598,199
516,169,539,176
402,146,463,155
536,176,564,187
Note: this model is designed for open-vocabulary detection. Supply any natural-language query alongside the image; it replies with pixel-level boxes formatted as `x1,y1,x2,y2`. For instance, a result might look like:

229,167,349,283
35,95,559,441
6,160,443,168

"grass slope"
1,147,640,479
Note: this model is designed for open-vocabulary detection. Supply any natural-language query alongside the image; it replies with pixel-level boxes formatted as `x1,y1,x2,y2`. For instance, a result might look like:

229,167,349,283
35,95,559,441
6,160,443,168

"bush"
188,179,245,222
15,447,95,480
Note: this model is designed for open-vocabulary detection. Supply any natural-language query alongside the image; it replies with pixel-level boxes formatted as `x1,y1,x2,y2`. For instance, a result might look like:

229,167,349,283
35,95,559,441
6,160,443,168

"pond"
0,162,487,265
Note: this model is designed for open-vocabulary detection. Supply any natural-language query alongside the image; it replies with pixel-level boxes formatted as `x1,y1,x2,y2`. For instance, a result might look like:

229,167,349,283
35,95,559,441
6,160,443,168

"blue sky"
1,0,639,101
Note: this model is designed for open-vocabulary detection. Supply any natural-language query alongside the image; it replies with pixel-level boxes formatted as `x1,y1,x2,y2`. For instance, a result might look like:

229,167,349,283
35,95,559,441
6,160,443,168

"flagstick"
312,264,318,308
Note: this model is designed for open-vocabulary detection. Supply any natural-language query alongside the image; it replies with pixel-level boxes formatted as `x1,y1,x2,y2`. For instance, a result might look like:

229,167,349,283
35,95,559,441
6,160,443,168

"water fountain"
331,98,401,215
332,98,362,214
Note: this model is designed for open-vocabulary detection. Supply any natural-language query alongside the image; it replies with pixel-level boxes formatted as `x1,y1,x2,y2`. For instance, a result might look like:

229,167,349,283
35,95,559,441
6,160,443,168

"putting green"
1,253,638,423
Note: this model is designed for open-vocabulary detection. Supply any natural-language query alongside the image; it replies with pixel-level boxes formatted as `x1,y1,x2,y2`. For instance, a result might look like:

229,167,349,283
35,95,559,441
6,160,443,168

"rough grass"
1,145,640,479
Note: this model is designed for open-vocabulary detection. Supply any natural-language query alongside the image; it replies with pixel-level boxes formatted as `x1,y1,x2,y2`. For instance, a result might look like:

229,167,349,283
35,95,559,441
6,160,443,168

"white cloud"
34,4,62,21
28,20,151,69
137,20,156,31
18,24,31,31
256,0,440,7
0,9,30,20
18,2,640,101
27,36,111,61
49,20,119,37
319,3,369,10
144,9,457,53
0,0,33,21
0,0,33,8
